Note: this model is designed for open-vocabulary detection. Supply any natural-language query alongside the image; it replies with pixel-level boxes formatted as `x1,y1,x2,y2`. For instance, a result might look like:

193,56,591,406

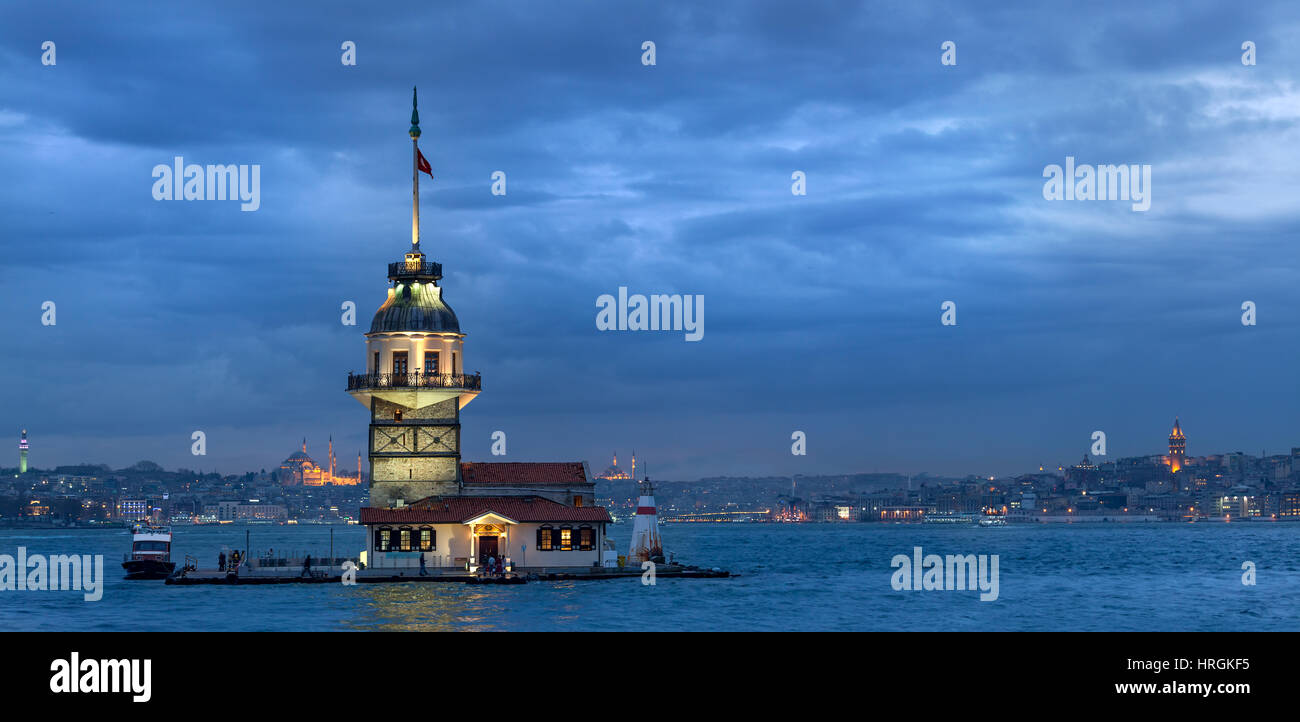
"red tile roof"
460,462,589,487
360,495,611,524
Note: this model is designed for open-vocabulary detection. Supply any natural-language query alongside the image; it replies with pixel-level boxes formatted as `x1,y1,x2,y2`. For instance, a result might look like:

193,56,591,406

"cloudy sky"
2,1,1298,480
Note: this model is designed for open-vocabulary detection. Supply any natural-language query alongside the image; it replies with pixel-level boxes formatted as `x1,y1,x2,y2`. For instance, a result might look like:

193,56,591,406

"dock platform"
163,564,733,586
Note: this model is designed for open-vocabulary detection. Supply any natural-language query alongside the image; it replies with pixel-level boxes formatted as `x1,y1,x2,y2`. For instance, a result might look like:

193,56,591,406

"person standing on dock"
419,554,428,576
301,554,313,578
218,551,226,571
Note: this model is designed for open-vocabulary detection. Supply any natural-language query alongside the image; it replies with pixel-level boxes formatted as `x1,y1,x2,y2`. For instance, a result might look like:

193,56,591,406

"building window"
373,351,380,374
393,351,408,376
419,528,434,551
452,351,458,373
399,527,412,551
579,526,594,551
376,528,392,552
559,527,573,551
424,351,439,375
394,409,403,422
573,495,583,507
537,526,553,551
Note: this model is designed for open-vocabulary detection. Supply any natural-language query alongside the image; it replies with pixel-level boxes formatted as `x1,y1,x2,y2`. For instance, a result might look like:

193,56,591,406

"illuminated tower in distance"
18,430,28,474
1167,418,1186,473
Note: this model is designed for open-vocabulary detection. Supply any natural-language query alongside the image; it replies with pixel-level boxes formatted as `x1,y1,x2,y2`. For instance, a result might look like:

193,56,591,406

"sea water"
0,523,1295,631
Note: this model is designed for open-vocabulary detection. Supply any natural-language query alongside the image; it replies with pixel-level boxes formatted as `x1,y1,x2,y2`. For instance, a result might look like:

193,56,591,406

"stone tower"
1167,417,1185,473
345,88,481,508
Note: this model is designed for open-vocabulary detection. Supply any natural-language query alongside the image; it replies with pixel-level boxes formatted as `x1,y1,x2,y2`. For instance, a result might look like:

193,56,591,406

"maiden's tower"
347,90,612,572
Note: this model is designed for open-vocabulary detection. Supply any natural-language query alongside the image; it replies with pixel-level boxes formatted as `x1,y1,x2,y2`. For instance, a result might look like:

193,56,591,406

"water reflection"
343,583,506,631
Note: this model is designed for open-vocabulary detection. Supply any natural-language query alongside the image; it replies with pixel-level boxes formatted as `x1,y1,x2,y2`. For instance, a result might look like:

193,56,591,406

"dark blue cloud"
1,0,1298,479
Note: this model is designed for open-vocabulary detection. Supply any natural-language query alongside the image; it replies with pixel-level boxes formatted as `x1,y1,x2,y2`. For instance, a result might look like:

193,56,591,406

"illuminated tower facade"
1167,418,1186,473
346,88,481,508
18,430,28,474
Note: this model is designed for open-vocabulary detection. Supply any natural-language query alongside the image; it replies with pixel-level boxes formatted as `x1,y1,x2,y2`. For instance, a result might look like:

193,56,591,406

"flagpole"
410,86,421,252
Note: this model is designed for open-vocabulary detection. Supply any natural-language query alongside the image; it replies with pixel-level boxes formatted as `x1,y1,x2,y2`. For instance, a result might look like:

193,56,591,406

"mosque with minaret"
278,436,361,486
349,89,616,572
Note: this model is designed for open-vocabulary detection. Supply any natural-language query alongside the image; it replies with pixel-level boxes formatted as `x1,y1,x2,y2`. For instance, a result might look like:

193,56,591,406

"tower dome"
369,279,460,333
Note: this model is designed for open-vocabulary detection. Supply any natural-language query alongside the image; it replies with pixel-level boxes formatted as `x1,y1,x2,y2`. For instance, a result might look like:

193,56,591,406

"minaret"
347,88,480,508
18,430,28,474
631,450,636,481
628,472,663,563
1167,417,1186,473
328,435,336,480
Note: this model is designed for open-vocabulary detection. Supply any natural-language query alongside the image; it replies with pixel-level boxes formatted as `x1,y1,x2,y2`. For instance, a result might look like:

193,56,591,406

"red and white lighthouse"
628,476,663,563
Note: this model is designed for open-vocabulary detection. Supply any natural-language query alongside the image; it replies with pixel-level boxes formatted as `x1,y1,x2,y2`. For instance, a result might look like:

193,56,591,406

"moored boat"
122,524,176,579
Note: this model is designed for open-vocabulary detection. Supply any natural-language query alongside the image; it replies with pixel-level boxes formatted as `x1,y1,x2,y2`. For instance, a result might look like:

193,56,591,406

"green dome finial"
409,86,421,138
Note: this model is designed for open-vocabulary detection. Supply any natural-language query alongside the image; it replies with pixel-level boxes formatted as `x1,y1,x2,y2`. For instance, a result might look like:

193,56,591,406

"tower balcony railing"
347,371,481,392
388,261,442,280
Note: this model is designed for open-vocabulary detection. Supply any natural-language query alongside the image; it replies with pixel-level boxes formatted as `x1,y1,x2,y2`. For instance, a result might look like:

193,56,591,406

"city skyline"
3,1,1300,479
11,416,1300,483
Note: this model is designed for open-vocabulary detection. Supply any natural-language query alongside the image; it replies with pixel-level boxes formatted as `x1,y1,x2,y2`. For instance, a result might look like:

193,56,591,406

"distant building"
202,500,287,521
278,437,360,486
1214,494,1258,517
18,429,28,474
1278,492,1300,519
878,505,927,522
117,499,149,522
1165,418,1186,473
1065,453,1099,489
594,452,633,481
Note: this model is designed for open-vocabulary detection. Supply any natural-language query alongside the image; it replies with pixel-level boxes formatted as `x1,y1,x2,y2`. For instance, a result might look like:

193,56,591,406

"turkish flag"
417,148,433,178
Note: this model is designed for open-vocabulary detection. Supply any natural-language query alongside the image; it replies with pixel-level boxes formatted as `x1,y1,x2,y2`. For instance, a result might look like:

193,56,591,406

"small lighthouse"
628,474,663,564
18,430,28,474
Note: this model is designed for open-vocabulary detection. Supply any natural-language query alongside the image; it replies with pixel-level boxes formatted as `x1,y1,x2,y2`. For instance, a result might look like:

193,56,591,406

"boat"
924,512,975,525
122,524,176,579
978,506,1008,527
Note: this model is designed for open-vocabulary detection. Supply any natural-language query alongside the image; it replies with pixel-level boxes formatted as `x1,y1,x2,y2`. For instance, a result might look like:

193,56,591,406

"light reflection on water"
346,584,505,632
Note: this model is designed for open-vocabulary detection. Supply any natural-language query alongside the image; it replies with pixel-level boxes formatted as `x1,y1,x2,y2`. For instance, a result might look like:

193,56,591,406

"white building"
361,483,612,571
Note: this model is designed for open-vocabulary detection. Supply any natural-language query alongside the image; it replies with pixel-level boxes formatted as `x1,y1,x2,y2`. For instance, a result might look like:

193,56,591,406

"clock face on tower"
372,425,458,454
